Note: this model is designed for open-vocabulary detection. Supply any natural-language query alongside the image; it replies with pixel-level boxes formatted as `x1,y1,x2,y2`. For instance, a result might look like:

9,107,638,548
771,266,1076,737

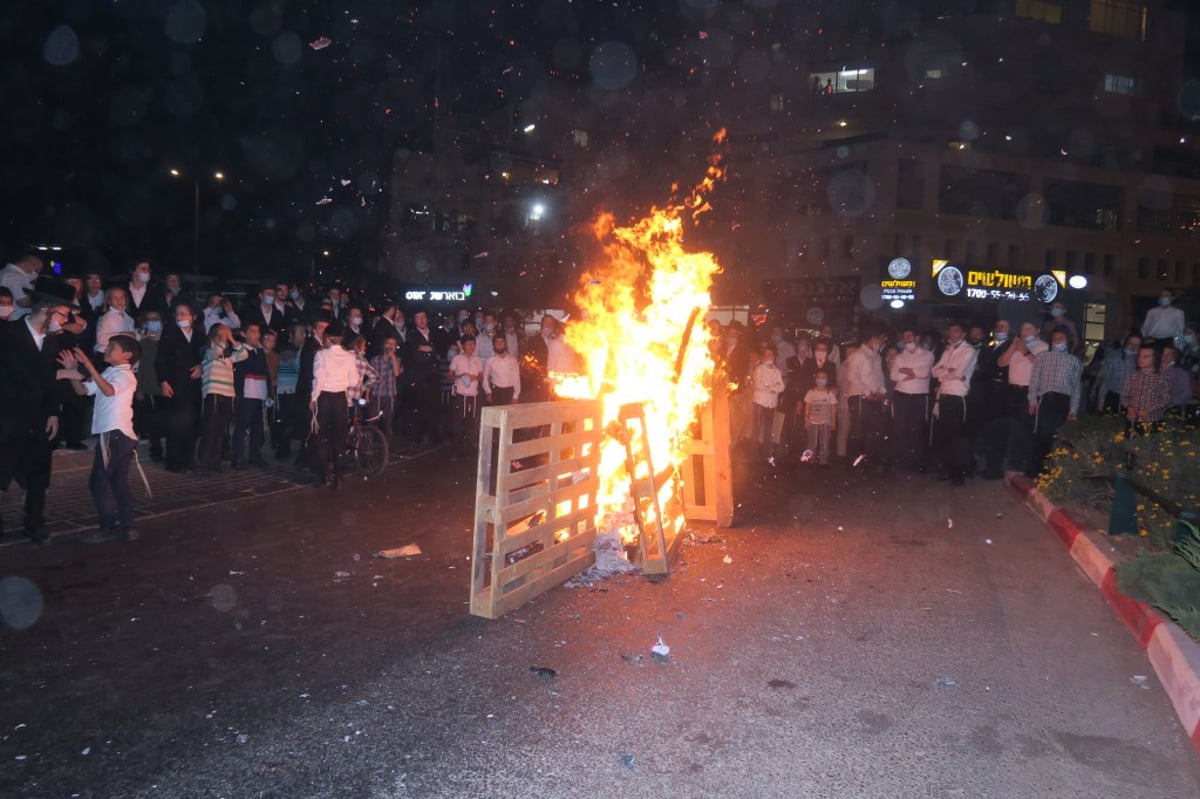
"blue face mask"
815,379,828,387
1050,307,1064,318
145,320,163,334
1052,343,1068,352
995,332,1009,343
1185,334,1196,345
1160,297,1172,307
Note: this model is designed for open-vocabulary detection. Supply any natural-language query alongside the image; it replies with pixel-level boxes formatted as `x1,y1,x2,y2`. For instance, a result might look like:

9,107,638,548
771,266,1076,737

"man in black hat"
0,287,73,543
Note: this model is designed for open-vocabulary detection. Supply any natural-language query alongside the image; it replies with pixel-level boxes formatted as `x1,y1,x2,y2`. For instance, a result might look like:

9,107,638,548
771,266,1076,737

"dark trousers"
1006,385,1034,472
134,394,165,458
848,396,887,462
405,376,442,444
273,393,298,455
89,430,136,531
369,394,396,440
489,386,516,406
232,397,265,465
451,394,480,452
3,417,55,532
58,385,88,447
315,391,349,478
891,391,928,469
198,394,233,470
933,394,970,482
295,392,314,461
1101,390,1122,415
1027,392,1072,478
164,390,199,470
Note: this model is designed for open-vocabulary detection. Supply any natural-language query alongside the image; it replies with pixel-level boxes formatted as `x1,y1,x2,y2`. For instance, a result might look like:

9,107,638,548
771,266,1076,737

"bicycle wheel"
354,425,389,477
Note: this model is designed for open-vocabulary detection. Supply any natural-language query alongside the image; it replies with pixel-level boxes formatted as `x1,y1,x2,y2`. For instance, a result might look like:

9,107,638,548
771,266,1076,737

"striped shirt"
368,353,399,398
201,342,248,397
1028,350,1083,414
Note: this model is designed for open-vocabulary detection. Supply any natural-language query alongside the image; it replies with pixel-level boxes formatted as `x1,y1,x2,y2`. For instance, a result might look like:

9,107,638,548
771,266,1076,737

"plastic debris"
340,179,351,186
1130,675,1150,689
800,449,814,463
309,36,332,50
315,197,333,206
529,665,557,681
936,677,957,688
722,555,733,564
374,544,422,559
333,571,351,579
767,456,776,467
619,753,636,770
853,454,866,467
650,636,670,662
947,518,954,530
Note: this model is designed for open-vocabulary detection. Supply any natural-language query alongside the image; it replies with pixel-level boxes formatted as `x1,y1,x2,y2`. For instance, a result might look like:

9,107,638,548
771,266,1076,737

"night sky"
2,1,1198,285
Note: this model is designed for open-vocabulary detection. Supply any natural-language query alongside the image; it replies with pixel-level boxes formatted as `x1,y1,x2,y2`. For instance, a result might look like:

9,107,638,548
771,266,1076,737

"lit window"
1015,0,1063,24
571,129,589,148
1103,73,1136,95
770,93,785,112
1089,0,1148,42
808,67,875,95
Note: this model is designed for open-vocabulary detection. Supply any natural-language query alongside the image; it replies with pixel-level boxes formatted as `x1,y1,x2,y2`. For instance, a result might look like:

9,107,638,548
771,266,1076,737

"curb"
1006,473,1200,754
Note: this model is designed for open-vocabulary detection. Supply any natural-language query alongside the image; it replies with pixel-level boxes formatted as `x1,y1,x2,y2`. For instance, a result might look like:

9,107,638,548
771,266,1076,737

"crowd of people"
710,291,1199,486
2,250,1194,545
0,255,573,545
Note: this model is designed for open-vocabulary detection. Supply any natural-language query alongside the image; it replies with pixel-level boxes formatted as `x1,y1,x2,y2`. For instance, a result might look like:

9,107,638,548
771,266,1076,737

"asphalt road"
2,453,1198,798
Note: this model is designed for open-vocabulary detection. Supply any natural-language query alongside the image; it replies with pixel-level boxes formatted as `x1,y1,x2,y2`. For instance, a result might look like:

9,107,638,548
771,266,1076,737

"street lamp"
170,168,226,273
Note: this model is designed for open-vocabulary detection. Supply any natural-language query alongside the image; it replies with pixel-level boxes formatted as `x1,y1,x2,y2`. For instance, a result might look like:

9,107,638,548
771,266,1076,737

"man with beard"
931,321,978,486
0,295,71,543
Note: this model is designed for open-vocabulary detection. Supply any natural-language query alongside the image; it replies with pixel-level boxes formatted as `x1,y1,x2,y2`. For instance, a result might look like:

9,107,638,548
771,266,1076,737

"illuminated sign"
931,260,1064,303
881,257,916,307
404,283,474,303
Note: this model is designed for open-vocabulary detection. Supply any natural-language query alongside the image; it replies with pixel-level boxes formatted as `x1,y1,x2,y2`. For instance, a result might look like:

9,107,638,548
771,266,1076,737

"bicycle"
344,400,390,478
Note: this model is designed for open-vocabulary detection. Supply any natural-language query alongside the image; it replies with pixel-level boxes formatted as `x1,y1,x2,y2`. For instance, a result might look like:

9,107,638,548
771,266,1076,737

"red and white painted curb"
1007,473,1200,754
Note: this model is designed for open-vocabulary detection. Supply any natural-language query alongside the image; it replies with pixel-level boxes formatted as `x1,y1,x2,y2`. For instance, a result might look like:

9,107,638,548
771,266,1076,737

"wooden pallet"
682,387,734,527
616,402,687,576
470,400,602,619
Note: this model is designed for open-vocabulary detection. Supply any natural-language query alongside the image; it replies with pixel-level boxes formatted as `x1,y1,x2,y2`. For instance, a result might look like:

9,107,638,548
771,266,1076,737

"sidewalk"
0,439,435,545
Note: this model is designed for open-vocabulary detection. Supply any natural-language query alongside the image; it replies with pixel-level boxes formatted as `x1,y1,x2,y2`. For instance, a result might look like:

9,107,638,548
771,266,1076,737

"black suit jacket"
128,282,170,317
242,304,289,337
154,324,205,395
0,318,63,423
297,334,322,401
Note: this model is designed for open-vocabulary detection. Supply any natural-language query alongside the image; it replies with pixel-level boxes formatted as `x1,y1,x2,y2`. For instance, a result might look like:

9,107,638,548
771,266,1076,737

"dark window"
897,159,925,210
1157,259,1168,280
1176,261,1186,283
939,166,1030,220
1065,251,1077,270
1084,252,1096,275
1103,254,1115,277
1044,180,1123,230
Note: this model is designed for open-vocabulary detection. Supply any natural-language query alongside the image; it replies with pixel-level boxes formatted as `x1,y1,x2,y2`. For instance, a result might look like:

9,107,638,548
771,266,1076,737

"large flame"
553,130,726,544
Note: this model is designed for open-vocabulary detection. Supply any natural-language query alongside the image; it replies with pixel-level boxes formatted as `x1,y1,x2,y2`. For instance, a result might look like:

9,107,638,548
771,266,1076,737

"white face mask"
0,306,11,319
136,272,151,284
178,318,192,329
48,319,63,333
995,332,1009,343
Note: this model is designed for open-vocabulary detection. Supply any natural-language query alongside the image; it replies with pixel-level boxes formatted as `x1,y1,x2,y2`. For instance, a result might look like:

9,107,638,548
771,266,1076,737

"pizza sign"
931,259,1066,303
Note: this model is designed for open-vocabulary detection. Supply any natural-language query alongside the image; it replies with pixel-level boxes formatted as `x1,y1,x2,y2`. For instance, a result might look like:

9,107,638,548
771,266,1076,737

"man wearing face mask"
1093,333,1142,415
843,328,890,467
1141,288,1186,347
523,314,566,403
998,321,1048,472
0,295,71,544
126,260,168,317
155,303,206,473
930,322,978,486
889,328,934,470
287,283,309,321
0,254,43,320
967,321,1012,439
1026,328,1083,478
1041,301,1079,354
244,284,287,337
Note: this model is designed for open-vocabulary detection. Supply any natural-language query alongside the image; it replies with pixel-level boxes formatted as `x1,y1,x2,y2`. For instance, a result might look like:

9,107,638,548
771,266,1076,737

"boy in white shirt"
57,335,142,542
449,335,484,453
751,345,785,457
802,368,838,465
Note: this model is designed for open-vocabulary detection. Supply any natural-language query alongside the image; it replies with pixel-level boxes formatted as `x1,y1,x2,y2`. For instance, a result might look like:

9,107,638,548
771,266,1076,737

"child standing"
751,344,785,457
198,323,247,473
57,335,143,542
802,368,838,465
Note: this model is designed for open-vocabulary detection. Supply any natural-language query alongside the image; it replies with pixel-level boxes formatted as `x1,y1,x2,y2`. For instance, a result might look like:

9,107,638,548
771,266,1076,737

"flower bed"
1038,415,1200,641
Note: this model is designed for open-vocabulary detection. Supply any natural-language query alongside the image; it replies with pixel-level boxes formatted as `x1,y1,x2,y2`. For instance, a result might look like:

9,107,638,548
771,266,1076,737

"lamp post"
170,168,225,273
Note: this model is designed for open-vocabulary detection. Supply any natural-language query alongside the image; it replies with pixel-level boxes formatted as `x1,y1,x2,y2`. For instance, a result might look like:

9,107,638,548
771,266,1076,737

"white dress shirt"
1006,338,1048,387
931,341,978,397
86,364,137,439
312,345,360,399
1,264,35,320
25,317,46,351
890,346,934,395
1142,304,1186,341
203,305,241,333
95,308,135,352
844,346,885,398
483,352,521,398
450,353,484,396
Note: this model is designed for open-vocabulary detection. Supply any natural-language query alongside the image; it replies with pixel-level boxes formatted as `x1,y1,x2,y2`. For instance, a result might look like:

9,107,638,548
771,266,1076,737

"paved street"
2,456,1199,798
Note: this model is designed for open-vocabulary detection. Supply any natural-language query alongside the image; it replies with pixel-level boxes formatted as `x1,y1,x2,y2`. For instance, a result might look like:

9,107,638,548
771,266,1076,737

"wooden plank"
497,507,597,555
503,429,597,462
477,546,596,619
